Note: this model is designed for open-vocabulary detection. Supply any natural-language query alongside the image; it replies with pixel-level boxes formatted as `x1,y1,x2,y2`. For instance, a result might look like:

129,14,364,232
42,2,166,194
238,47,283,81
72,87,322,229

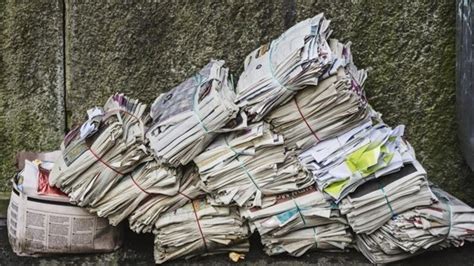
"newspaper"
236,13,333,121
129,166,207,233
265,40,369,152
50,93,150,208
153,198,249,264
339,161,436,234
14,151,63,196
8,157,122,256
356,186,474,264
299,121,416,201
193,122,313,207
241,186,352,256
88,160,181,226
146,60,245,166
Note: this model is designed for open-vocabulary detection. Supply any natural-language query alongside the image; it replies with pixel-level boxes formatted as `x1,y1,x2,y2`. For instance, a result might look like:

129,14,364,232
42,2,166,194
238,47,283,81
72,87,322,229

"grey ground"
1,219,473,266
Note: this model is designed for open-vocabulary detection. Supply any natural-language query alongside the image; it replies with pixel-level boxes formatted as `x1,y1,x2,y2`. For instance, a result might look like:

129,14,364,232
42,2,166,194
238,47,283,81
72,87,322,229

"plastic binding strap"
268,39,297,93
192,74,210,133
89,145,156,199
292,199,318,246
223,138,262,193
87,108,150,194
105,108,145,140
441,196,453,240
293,97,320,142
87,146,125,176
178,192,208,252
378,182,397,219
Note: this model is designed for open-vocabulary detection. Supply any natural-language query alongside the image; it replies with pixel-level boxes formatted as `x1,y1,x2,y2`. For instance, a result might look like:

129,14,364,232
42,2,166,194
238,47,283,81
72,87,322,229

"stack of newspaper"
88,160,181,226
49,93,150,207
241,186,352,256
146,60,245,166
339,161,436,234
235,13,333,121
265,40,370,151
129,166,207,233
356,186,474,264
153,198,249,264
299,122,417,201
38,12,474,264
193,122,313,207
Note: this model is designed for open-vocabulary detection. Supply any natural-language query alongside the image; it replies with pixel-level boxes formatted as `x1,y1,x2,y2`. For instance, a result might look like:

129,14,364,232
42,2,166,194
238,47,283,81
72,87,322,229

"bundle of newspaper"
193,122,313,207
356,186,474,264
299,121,416,201
146,60,245,166
236,13,333,121
241,186,352,257
265,40,370,151
88,160,181,226
339,161,436,234
129,166,207,233
49,93,149,207
153,198,250,264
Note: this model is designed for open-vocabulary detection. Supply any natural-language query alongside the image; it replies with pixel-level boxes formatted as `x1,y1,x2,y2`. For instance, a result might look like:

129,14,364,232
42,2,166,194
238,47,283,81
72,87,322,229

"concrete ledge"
0,192,10,219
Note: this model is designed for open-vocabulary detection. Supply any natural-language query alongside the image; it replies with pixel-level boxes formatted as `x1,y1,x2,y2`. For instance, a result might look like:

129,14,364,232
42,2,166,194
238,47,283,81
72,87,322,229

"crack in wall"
61,0,68,133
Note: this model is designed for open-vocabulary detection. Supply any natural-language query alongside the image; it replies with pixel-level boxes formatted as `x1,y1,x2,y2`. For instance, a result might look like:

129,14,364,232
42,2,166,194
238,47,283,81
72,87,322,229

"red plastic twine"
87,109,208,250
87,146,125,176
105,108,141,123
293,97,320,142
178,192,208,252
86,107,149,191
88,144,157,197
89,146,208,251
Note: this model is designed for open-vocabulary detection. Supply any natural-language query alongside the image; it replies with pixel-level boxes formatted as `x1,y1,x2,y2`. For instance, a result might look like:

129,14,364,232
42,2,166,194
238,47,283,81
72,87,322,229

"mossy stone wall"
0,1,65,190
1,0,472,203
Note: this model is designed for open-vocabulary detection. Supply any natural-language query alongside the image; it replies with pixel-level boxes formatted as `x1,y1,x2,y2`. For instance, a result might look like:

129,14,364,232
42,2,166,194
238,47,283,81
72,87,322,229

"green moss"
65,1,289,124
0,1,65,191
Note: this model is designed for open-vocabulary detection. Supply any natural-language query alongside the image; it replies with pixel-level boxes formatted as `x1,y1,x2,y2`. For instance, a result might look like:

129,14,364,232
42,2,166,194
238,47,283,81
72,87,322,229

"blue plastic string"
268,39,297,92
378,183,397,219
192,74,209,132
223,137,262,192
292,199,318,246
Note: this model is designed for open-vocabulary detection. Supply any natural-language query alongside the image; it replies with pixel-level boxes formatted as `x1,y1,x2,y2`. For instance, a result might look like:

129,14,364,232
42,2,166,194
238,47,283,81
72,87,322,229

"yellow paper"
324,179,349,198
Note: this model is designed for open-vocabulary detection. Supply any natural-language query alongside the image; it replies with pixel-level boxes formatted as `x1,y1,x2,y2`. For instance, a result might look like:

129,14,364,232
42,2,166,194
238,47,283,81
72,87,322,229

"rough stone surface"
65,0,291,125
0,1,65,191
0,192,8,218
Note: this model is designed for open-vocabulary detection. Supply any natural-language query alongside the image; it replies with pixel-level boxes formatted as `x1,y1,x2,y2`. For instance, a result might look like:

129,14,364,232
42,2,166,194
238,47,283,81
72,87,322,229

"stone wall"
0,1,65,190
1,0,473,203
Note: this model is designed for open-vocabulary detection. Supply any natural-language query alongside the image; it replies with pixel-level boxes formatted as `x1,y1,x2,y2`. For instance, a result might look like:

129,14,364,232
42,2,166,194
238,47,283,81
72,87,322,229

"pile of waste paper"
12,13,473,264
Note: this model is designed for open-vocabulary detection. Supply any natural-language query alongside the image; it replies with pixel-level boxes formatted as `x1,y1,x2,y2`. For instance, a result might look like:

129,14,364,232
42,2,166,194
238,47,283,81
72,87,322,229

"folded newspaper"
236,13,333,121
49,94,150,207
9,151,122,256
241,186,352,256
265,40,369,151
299,121,416,201
146,60,245,166
339,161,436,234
88,160,181,226
356,186,474,264
193,122,313,207
129,166,207,233
153,198,249,264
